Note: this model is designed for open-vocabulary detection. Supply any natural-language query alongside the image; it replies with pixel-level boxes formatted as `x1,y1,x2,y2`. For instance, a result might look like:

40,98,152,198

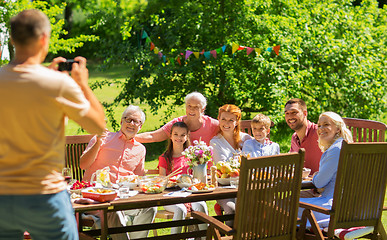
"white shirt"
210,132,253,164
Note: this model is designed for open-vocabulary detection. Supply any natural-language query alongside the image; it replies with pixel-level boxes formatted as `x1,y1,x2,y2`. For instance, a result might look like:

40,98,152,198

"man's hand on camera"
70,56,89,88
48,57,67,71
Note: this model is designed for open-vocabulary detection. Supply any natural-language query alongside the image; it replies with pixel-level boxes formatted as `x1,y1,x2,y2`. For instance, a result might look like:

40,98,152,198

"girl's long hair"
162,122,191,173
217,104,242,149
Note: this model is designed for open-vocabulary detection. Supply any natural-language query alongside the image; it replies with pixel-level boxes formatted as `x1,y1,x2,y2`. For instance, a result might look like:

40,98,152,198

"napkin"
164,191,192,197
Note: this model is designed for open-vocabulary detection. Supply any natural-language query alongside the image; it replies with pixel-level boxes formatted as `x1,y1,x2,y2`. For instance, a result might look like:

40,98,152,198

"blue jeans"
0,190,78,240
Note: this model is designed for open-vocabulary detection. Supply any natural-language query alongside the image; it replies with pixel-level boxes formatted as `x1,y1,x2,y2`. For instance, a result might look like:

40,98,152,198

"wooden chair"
192,149,305,240
65,134,94,181
298,141,387,240
343,117,386,142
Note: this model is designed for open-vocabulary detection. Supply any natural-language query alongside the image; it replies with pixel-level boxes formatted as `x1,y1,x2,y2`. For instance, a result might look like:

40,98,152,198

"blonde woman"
298,111,353,228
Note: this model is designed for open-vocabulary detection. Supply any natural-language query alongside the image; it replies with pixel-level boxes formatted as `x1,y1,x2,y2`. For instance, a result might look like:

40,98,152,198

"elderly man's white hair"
121,105,146,123
185,92,207,109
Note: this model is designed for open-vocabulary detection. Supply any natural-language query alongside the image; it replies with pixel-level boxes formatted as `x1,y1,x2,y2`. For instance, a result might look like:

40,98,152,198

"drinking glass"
62,167,72,185
230,177,239,188
119,187,130,199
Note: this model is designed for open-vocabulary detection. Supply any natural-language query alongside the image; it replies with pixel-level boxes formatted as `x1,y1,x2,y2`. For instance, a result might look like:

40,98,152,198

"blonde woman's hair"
318,111,353,152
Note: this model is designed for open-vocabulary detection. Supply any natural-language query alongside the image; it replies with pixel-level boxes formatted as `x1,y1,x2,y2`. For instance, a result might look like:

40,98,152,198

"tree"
101,0,385,133
0,0,98,61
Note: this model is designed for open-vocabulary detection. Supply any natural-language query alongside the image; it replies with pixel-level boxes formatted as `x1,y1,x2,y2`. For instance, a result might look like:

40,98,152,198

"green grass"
68,63,387,236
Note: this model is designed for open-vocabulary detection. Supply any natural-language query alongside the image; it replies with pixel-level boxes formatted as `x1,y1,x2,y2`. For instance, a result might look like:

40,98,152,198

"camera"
58,59,79,72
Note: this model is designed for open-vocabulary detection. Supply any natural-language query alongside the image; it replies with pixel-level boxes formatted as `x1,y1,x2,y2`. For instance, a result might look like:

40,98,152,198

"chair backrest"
234,149,305,240
343,117,386,142
65,134,94,181
240,120,253,136
328,141,387,238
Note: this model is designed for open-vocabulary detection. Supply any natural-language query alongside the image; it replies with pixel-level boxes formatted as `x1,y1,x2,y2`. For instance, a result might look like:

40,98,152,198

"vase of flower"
182,139,213,184
192,163,207,184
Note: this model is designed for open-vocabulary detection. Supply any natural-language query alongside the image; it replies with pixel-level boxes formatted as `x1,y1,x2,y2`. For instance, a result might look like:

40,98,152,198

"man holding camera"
0,9,105,239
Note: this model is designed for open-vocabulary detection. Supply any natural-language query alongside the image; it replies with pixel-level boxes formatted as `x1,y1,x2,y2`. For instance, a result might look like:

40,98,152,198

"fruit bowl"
81,187,117,202
217,177,231,186
139,176,168,194
117,175,138,189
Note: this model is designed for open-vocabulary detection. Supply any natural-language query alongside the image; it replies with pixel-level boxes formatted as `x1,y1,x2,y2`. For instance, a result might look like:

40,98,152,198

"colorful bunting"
232,43,239,54
141,30,280,67
142,30,148,39
203,51,211,59
210,50,217,59
246,47,254,55
273,45,280,56
185,50,193,60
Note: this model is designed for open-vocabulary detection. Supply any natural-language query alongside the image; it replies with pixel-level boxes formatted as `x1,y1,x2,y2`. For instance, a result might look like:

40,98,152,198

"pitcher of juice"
91,166,111,187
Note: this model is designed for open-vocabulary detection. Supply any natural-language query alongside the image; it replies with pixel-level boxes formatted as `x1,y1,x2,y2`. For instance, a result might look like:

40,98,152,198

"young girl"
158,122,208,235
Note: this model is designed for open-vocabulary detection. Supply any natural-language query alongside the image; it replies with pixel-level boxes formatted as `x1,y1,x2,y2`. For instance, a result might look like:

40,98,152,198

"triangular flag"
273,45,280,55
154,47,159,54
222,45,227,52
246,47,254,55
216,47,222,54
232,43,239,54
210,50,217,59
238,46,246,50
150,42,155,51
162,55,166,63
255,48,262,56
266,47,272,52
177,56,181,65
203,51,211,59
200,49,205,54
158,52,163,59
142,30,148,39
145,37,151,44
193,52,200,58
185,50,193,60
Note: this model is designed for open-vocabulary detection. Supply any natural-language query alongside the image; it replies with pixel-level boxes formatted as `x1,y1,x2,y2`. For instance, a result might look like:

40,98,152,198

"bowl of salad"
139,176,168,194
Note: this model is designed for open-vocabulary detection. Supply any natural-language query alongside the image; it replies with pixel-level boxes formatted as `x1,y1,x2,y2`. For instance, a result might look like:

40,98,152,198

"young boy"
242,113,280,157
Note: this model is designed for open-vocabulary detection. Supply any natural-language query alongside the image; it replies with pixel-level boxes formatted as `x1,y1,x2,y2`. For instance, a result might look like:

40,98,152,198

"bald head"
10,9,51,46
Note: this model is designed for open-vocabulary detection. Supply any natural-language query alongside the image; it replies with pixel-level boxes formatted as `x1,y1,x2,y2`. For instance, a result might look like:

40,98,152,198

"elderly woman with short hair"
136,92,219,145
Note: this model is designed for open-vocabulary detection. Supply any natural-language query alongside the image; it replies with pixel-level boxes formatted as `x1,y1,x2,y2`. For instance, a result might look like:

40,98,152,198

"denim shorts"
0,190,78,240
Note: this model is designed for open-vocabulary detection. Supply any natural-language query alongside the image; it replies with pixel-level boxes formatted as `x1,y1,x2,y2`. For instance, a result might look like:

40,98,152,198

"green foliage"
0,0,98,59
106,0,386,131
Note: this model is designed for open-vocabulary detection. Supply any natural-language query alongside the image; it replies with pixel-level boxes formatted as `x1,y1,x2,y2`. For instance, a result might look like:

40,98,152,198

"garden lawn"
66,63,387,237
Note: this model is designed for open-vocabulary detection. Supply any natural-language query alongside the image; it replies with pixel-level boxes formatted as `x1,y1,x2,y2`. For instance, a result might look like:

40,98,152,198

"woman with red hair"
210,104,252,224
210,104,252,164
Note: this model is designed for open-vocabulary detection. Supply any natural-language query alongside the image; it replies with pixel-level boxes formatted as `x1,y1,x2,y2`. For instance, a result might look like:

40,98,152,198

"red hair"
217,104,242,149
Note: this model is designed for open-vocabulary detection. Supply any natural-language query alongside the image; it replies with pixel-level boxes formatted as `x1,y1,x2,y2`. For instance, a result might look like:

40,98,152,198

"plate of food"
117,175,138,189
186,182,215,193
166,175,178,188
81,187,118,202
176,174,195,189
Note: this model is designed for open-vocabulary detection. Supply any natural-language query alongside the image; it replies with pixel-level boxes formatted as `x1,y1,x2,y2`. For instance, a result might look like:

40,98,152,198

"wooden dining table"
73,181,315,240
73,186,238,240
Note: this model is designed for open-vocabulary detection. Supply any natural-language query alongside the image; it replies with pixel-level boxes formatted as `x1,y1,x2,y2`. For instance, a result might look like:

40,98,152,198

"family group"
0,9,353,240
77,90,353,239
